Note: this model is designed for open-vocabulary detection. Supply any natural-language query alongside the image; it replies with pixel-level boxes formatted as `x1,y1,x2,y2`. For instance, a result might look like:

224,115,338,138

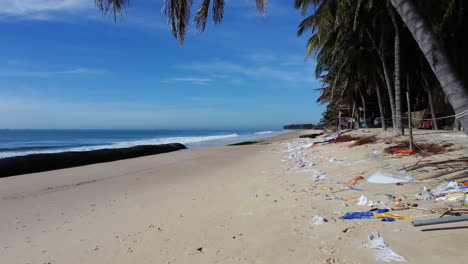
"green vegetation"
320,103,338,129
295,0,468,134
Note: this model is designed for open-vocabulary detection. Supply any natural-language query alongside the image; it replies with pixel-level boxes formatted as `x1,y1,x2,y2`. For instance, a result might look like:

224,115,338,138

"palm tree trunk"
390,0,468,135
360,91,367,128
368,29,397,131
375,79,387,131
377,64,396,130
389,7,403,135
355,102,360,129
421,74,438,130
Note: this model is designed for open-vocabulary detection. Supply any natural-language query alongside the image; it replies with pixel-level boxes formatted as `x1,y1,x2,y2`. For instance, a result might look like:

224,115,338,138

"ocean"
0,129,289,159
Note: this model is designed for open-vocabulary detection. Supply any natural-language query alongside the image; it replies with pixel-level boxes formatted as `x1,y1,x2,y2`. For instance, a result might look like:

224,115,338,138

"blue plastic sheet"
340,209,396,222
347,186,364,191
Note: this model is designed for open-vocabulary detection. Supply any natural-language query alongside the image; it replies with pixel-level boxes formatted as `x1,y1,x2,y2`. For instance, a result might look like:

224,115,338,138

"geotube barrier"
0,143,187,178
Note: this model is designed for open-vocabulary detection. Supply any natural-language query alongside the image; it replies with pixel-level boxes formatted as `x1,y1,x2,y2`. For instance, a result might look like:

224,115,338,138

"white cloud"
0,67,108,77
0,0,92,19
177,59,318,84
161,77,214,85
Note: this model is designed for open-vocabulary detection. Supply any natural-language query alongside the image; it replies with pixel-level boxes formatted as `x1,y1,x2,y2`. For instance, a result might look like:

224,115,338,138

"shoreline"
1,128,466,263
0,130,299,178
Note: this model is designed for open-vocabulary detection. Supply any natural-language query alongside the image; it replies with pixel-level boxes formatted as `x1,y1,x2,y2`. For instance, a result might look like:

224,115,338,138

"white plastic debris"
300,143,315,149
362,231,406,262
367,171,413,184
357,195,375,206
310,215,327,225
433,181,466,195
312,171,327,181
346,160,367,165
417,186,434,200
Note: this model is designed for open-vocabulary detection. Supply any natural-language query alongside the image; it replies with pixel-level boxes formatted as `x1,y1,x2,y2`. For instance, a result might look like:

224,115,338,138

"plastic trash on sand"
445,193,467,202
367,171,413,184
341,209,410,222
417,186,435,200
357,195,375,206
310,215,327,225
312,171,327,181
362,231,407,262
433,181,468,195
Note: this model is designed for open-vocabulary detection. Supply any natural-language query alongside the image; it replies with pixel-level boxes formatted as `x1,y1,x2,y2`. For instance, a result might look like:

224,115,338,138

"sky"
0,0,324,129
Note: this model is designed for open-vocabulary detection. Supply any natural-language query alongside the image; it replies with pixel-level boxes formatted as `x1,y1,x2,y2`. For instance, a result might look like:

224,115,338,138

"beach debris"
341,176,364,186
312,171,327,181
445,193,467,202
346,186,365,191
346,160,367,165
433,181,468,195
412,215,468,227
313,131,344,144
362,231,407,262
367,171,413,184
341,209,410,222
330,134,359,143
310,215,327,225
350,136,378,147
384,142,453,156
196,247,205,253
417,186,434,200
357,196,376,206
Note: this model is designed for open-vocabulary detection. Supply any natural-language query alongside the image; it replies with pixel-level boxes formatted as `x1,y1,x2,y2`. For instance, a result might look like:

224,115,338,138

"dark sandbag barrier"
0,143,187,178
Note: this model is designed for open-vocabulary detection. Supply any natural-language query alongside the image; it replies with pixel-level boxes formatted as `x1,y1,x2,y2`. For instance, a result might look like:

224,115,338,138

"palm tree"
95,0,267,44
390,0,468,134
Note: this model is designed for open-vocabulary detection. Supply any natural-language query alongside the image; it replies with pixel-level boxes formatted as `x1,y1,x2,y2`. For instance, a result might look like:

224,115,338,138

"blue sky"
0,0,324,129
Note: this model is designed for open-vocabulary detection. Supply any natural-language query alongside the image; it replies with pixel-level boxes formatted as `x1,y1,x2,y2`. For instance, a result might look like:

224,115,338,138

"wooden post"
406,91,413,149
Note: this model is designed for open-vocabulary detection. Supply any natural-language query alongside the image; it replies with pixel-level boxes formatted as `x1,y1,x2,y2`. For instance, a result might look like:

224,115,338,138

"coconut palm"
390,0,468,134
95,0,267,44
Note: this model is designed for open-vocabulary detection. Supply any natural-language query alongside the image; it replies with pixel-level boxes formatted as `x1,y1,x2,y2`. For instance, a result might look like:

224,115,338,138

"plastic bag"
367,171,413,184
357,195,376,206
417,186,434,200
362,231,407,262
313,171,327,181
433,181,468,195
310,215,327,225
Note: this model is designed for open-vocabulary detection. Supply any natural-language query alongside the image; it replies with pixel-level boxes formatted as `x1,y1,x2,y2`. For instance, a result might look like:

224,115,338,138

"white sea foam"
254,131,273,135
0,133,239,159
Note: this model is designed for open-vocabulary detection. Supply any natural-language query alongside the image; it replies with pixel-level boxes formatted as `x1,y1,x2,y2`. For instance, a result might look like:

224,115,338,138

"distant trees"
295,0,468,134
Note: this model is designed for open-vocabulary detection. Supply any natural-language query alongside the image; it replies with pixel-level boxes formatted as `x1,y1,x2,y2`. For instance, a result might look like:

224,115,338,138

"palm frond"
194,0,211,33
212,0,225,23
163,0,193,45
95,0,130,20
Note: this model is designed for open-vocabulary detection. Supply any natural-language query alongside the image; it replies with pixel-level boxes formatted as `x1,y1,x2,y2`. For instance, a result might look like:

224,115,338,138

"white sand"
1,129,467,263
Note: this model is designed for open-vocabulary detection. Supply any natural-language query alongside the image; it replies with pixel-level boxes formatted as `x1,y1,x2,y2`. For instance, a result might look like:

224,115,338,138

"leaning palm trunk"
375,79,387,130
390,0,468,134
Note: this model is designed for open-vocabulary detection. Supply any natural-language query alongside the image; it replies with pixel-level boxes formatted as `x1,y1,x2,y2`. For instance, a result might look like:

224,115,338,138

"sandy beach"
1,129,467,264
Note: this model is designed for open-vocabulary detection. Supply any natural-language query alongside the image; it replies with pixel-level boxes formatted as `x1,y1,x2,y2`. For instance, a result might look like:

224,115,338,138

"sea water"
0,129,289,159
